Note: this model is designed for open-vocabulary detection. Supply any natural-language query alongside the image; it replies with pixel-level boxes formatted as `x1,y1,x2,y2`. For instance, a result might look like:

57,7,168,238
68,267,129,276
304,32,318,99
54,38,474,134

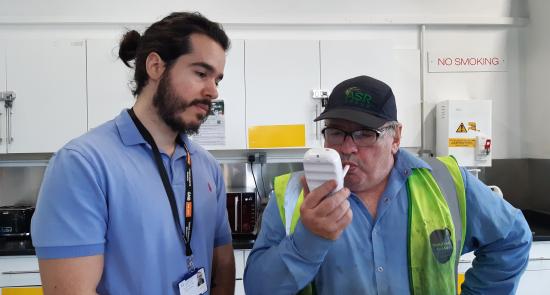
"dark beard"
152,72,212,135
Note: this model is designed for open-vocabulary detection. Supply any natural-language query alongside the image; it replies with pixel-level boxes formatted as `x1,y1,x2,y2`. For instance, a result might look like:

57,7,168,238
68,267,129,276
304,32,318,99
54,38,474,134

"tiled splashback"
0,162,303,207
0,166,46,206
1,159,549,213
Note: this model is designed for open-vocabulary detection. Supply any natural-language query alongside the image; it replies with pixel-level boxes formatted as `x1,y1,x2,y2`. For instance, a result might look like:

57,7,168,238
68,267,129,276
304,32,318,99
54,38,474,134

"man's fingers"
325,198,351,221
335,208,353,229
300,176,310,196
314,187,350,216
301,178,337,209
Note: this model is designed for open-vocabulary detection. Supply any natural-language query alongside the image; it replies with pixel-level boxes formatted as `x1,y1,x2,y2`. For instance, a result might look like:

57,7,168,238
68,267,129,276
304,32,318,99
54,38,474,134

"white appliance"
436,100,492,167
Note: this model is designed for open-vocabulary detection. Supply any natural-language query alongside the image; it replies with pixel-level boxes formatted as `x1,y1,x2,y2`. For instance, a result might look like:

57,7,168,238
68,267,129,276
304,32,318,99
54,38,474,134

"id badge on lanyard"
128,109,207,294
178,266,208,295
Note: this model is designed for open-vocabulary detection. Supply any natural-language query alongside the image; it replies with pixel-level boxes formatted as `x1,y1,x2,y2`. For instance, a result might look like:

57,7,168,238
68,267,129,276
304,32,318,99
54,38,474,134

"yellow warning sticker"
456,122,468,133
448,138,476,147
467,122,478,131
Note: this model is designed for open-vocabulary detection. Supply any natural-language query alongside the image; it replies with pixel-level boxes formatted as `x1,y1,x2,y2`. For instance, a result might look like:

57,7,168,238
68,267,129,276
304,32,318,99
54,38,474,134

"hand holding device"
303,148,350,194
301,148,353,240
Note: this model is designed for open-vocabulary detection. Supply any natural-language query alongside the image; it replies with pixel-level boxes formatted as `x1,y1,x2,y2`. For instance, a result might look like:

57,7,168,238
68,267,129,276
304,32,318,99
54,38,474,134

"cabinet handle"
0,111,3,144
315,103,320,141
8,109,13,144
529,257,550,261
1,270,40,274
235,196,239,232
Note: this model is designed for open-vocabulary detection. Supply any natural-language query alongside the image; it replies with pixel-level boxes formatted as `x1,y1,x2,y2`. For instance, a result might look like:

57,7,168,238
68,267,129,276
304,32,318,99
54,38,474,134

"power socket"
247,152,266,164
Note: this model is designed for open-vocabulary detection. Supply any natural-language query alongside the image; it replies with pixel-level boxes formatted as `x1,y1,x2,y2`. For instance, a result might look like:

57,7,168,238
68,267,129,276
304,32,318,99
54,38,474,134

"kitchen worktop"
0,237,254,256
2,211,548,256
522,209,550,241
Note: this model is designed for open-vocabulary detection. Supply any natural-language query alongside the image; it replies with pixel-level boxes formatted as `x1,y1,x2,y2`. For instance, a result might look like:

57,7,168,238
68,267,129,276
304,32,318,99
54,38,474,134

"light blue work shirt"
31,110,232,295
244,149,532,295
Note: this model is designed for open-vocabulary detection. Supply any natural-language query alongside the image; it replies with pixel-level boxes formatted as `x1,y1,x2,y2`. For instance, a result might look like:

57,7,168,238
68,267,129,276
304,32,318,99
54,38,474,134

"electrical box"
436,100,492,167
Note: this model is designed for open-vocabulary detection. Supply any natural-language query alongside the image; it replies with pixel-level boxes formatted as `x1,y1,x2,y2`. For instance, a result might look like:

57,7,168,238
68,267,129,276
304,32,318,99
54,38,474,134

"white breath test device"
303,148,350,193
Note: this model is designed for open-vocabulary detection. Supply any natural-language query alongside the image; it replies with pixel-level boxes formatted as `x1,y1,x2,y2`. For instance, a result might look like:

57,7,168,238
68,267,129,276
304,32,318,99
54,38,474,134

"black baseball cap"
314,75,397,129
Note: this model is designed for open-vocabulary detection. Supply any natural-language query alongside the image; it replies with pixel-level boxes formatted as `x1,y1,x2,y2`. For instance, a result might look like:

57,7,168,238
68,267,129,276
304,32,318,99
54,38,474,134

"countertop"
2,211,548,256
0,236,255,256
522,209,550,241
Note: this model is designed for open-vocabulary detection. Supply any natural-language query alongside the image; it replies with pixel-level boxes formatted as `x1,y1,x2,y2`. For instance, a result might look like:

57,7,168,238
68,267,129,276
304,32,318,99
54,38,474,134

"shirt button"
377,266,384,272
384,197,389,203
403,170,409,176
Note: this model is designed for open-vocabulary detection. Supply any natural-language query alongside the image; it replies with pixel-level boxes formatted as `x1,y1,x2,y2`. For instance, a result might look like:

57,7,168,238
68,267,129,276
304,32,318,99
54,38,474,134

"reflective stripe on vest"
274,171,305,235
273,171,315,295
407,156,466,295
273,156,465,295
423,156,467,290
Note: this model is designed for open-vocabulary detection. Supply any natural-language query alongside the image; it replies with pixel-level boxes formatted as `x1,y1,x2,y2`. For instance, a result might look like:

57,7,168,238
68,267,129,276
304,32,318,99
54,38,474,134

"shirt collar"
115,109,197,154
393,148,431,178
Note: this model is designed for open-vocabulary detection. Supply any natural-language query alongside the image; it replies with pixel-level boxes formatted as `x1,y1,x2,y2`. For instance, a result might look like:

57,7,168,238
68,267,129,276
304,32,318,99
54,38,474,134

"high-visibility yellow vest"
274,156,466,295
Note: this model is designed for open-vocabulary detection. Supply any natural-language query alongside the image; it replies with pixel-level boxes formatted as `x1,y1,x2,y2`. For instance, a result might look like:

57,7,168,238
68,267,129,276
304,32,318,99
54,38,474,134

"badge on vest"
178,267,207,295
430,228,454,263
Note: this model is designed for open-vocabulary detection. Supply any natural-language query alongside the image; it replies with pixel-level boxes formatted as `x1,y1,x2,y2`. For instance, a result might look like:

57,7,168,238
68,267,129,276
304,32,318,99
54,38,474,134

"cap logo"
344,87,373,107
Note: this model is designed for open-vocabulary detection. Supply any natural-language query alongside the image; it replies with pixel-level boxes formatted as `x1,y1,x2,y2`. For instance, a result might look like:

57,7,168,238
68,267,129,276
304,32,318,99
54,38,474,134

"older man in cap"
244,75,531,295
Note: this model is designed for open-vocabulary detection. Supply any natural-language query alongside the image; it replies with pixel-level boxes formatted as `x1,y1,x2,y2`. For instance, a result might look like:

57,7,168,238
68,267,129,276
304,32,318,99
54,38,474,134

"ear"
145,52,166,82
391,123,402,154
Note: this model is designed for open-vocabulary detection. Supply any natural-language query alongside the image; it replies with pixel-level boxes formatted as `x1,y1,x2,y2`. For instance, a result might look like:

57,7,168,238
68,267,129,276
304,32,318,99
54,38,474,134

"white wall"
424,27,523,158
0,1,526,24
522,0,550,159
0,0,532,159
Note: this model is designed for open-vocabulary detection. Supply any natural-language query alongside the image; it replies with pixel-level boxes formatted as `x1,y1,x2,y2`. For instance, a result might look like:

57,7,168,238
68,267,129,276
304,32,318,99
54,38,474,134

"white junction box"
436,100,492,167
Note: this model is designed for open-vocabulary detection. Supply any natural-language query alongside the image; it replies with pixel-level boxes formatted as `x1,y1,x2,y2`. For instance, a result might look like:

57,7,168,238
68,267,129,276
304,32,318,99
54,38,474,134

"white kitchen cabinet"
234,249,245,280
86,39,135,129
458,241,550,294
516,241,550,295
0,46,7,152
0,256,41,288
0,39,87,153
320,40,421,147
234,249,246,295
234,249,252,295
235,280,245,295
192,39,246,150
86,39,247,150
244,40,321,149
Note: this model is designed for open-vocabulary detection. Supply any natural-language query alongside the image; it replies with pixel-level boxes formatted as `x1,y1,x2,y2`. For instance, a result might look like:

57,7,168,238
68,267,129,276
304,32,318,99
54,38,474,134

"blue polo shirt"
31,110,232,295
244,149,532,295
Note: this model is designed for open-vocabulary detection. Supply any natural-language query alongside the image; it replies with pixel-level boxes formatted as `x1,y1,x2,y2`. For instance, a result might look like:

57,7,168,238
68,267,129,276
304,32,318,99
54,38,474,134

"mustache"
189,98,212,109
340,154,359,166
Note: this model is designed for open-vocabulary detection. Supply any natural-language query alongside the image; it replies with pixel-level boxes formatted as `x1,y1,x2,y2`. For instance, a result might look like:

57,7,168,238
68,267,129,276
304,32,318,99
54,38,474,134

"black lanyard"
127,109,194,261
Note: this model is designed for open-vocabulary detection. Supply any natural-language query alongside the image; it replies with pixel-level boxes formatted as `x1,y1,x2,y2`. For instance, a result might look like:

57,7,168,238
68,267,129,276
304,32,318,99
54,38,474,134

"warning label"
467,122,478,131
456,123,468,133
448,138,476,148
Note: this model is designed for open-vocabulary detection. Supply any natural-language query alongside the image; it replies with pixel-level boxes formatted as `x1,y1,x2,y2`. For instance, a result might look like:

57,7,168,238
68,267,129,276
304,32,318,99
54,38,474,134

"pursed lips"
342,161,358,170
193,103,210,114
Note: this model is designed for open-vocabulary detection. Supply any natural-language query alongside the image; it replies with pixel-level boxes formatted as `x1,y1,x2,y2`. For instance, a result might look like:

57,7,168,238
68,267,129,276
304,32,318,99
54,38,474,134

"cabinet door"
0,45,6,153
86,39,134,129
235,280,245,295
245,40,321,149
234,249,246,295
234,249,245,280
0,256,41,287
191,40,246,150
320,40,421,147
5,39,87,153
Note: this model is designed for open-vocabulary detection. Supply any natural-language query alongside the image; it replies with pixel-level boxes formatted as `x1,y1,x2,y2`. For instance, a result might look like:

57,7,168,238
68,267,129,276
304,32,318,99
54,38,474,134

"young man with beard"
244,76,531,295
31,12,235,295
